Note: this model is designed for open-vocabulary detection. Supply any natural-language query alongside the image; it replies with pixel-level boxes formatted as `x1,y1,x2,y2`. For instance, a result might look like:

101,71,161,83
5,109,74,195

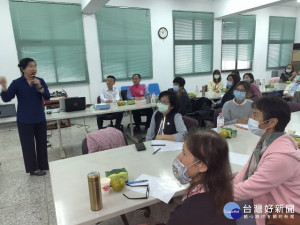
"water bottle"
151,92,156,104
87,172,103,211
195,86,200,97
262,79,265,91
217,113,224,132
146,93,151,104
112,93,117,108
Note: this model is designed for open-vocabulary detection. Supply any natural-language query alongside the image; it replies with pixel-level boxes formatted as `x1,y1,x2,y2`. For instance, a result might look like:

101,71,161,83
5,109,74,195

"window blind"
96,6,153,81
222,15,256,71
173,11,214,77
9,0,88,85
267,16,296,69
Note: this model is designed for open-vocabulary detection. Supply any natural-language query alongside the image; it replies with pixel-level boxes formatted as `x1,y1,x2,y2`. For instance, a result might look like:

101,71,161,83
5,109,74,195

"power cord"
71,117,90,133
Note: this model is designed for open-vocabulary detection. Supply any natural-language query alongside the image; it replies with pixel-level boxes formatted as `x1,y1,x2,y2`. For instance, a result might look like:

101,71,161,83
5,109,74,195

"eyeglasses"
123,184,149,200
158,101,170,105
235,88,246,92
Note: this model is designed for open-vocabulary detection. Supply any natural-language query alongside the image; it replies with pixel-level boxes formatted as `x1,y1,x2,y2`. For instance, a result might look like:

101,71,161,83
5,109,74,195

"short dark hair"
107,75,116,82
158,90,180,113
173,77,185,88
18,58,36,75
227,73,241,90
252,96,291,132
243,73,255,83
231,70,240,78
235,81,251,98
213,69,221,83
185,129,233,215
132,74,141,79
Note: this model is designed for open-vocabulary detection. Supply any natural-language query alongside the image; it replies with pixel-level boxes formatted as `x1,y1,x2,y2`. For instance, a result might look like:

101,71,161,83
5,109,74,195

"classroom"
0,0,300,225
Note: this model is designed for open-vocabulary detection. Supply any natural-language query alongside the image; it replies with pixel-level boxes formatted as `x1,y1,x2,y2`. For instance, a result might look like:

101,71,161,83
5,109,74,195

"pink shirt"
233,134,300,225
129,84,146,98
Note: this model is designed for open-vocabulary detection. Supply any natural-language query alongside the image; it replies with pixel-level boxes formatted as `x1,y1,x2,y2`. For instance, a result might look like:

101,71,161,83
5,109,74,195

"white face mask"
248,118,270,136
214,75,220,79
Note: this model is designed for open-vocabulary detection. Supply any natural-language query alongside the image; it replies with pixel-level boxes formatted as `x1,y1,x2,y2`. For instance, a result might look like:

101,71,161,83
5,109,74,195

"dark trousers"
132,108,153,127
17,120,49,173
97,112,123,129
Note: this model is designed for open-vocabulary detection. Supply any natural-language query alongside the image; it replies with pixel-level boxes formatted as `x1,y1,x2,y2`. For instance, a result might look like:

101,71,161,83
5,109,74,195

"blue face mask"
286,69,292,74
234,90,246,100
173,85,179,92
172,158,200,185
227,81,233,88
296,75,300,82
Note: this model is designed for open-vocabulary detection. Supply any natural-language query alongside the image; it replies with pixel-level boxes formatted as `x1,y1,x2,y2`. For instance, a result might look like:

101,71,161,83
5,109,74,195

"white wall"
295,8,300,43
0,0,300,105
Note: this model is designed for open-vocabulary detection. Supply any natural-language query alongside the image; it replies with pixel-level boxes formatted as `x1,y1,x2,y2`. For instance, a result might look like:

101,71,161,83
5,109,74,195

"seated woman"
207,69,223,91
280,64,297,83
213,73,240,109
166,129,236,225
283,74,300,101
233,96,300,225
243,73,262,101
146,90,187,142
222,81,253,125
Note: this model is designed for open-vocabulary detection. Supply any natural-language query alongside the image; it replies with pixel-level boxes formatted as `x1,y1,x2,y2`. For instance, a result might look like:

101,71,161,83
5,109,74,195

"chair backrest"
182,116,199,130
268,77,280,84
97,96,101,104
287,102,300,112
121,86,130,91
148,83,160,96
82,130,128,155
213,108,222,128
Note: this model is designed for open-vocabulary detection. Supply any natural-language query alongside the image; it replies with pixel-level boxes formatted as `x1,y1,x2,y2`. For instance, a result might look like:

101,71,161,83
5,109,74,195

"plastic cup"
101,177,111,195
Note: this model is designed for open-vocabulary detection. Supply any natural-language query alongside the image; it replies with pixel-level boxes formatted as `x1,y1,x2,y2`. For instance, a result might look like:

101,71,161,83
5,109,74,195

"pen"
153,148,161,155
126,180,148,185
151,144,166,146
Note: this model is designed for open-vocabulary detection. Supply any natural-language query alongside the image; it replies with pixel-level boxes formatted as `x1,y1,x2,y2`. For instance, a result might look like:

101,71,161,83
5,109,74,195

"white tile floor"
0,115,182,225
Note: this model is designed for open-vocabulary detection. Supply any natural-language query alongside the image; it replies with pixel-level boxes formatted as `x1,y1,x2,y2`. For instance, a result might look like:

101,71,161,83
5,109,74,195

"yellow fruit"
219,130,228,138
215,89,220,93
110,178,126,192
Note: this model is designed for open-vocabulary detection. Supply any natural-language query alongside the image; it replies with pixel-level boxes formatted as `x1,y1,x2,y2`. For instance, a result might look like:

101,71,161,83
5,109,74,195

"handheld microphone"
31,74,39,91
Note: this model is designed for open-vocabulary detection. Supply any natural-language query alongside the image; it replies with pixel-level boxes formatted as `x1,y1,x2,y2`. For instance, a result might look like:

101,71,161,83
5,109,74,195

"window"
267,16,296,69
97,7,152,81
9,1,88,85
221,15,256,71
173,11,214,77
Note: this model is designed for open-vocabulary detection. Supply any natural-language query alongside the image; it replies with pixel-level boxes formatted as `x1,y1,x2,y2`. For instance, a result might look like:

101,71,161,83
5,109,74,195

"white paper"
151,140,183,152
126,174,181,203
229,152,250,166
235,124,249,130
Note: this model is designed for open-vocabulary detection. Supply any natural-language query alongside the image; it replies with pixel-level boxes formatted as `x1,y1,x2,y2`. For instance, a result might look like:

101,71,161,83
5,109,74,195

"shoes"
134,126,140,132
30,170,46,176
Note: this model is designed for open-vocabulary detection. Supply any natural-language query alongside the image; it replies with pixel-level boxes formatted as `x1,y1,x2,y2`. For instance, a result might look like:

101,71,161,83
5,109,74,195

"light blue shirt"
289,82,300,95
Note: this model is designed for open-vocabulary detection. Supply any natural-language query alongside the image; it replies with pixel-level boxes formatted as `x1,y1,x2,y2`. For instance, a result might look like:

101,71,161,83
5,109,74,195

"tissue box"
95,103,110,110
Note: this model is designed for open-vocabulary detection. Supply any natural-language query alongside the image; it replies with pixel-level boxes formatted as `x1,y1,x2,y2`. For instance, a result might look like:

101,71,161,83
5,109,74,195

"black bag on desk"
186,97,213,127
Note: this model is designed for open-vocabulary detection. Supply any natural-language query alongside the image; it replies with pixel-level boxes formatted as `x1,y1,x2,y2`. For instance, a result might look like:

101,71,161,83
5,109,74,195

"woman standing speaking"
0,58,50,176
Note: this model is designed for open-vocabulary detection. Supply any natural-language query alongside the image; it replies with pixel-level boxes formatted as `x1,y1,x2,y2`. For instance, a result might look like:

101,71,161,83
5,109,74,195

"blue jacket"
1,76,50,124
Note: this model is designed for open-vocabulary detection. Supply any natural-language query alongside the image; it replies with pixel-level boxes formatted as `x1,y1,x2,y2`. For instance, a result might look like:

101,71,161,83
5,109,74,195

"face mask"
227,81,233,88
248,118,270,137
244,79,250,83
296,75,300,82
214,75,220,79
233,90,246,101
286,69,292,73
173,85,179,92
172,158,200,185
157,102,169,113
